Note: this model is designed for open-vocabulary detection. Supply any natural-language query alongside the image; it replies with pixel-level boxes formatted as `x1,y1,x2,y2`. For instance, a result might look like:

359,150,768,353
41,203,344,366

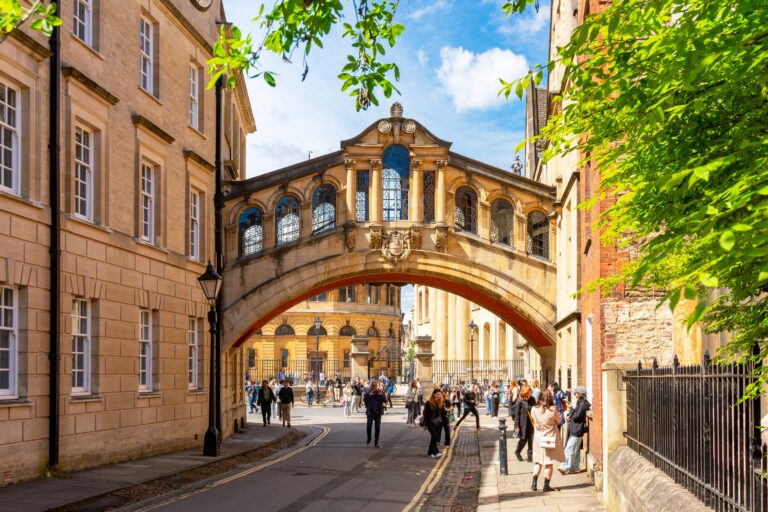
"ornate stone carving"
435,225,448,252
344,158,357,170
370,158,382,172
402,120,416,134
410,226,422,249
344,223,356,251
381,230,411,264
436,159,448,170
377,120,391,134
411,159,423,173
390,102,404,118
369,225,383,249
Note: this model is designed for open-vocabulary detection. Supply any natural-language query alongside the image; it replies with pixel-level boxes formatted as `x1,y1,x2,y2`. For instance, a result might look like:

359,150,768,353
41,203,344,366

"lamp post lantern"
314,316,322,383
468,319,477,384
198,262,222,456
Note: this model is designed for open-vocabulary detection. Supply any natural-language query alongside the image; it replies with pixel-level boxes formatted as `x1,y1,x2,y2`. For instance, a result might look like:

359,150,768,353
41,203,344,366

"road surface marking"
401,424,460,512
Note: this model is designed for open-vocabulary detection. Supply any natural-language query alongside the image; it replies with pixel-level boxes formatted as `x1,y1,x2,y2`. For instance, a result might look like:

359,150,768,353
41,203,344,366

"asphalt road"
128,406,443,512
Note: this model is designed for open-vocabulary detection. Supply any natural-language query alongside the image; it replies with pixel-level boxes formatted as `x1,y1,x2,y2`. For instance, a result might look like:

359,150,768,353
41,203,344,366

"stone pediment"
340,102,453,150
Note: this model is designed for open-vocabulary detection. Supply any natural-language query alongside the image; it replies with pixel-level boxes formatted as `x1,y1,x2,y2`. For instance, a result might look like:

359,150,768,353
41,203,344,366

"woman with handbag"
422,389,448,458
530,389,565,492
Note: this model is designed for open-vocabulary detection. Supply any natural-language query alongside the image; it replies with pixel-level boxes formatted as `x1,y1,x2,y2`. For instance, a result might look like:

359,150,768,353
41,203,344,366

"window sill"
137,391,163,398
70,33,103,59
135,238,169,254
0,398,31,407
69,394,103,403
186,256,206,266
187,388,205,396
65,213,113,233
138,86,162,105
0,189,45,210
188,125,206,139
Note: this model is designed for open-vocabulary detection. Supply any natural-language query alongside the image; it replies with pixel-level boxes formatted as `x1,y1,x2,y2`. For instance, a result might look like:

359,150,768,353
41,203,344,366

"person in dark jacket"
277,380,294,427
513,384,535,462
453,384,480,429
363,381,387,447
422,389,448,457
559,386,590,474
257,380,276,426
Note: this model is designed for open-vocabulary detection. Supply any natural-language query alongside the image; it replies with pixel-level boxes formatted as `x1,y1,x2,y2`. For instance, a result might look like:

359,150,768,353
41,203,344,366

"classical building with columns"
245,284,403,382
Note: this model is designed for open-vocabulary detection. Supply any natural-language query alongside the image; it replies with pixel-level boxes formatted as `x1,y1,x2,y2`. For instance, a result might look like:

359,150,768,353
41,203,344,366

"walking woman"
530,389,565,492
306,382,315,408
507,380,520,437
343,382,353,417
405,380,419,426
422,389,448,458
513,385,535,461
490,380,501,417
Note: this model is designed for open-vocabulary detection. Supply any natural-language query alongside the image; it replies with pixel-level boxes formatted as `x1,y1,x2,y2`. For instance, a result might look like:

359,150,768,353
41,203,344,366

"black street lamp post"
198,262,222,457
314,316,321,383
469,319,477,384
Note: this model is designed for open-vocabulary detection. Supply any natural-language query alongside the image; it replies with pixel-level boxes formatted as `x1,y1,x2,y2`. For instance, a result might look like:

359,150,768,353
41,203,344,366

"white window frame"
139,17,153,94
190,189,200,259
0,81,20,195
71,298,91,395
188,65,199,129
188,318,198,389
140,163,154,242
74,126,93,221
0,287,17,398
73,0,92,46
139,309,152,391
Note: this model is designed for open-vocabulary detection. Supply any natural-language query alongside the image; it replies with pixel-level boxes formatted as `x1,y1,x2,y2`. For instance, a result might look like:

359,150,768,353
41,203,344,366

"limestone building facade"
245,284,403,382
0,0,254,484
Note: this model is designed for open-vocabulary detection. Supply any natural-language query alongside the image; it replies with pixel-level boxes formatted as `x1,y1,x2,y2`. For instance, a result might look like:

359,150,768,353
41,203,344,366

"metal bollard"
498,417,508,475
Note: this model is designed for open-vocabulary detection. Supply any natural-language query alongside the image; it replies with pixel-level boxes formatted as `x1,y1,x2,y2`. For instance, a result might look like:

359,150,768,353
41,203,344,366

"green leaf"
263,72,276,87
719,230,735,252
699,273,718,288
683,284,697,300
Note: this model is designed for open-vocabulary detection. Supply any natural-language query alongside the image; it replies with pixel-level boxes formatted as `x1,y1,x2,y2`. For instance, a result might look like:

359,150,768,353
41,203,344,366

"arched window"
483,322,491,359
490,199,514,246
339,325,356,336
498,321,507,360
367,326,379,337
311,184,336,234
307,325,327,336
275,324,295,336
527,211,550,259
455,186,478,234
424,288,429,319
275,196,300,246
238,208,263,256
382,145,409,221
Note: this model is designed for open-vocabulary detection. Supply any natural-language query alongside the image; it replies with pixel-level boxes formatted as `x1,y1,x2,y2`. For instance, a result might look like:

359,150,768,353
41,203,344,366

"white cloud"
497,3,549,37
407,0,451,20
436,46,528,111
416,49,429,66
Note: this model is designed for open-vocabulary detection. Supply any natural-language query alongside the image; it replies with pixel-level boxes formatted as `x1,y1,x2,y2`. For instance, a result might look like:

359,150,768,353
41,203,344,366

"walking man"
559,386,590,474
454,384,480,429
278,380,295,428
363,381,387,447
257,380,276,426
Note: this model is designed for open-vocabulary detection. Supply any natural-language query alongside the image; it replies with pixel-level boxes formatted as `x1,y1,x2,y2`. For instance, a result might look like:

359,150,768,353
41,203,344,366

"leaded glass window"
382,145,409,221
423,171,435,223
308,292,327,302
339,324,356,336
356,170,369,222
307,325,327,336
339,286,356,303
238,207,263,256
527,211,550,259
455,186,478,234
312,184,336,234
275,196,300,245
275,324,295,336
491,199,514,246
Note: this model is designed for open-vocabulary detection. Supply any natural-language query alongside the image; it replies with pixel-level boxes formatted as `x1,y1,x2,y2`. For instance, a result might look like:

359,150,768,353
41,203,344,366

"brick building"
0,0,254,484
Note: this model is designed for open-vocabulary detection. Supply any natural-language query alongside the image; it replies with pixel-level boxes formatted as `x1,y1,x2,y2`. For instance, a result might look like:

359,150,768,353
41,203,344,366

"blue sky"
225,0,551,320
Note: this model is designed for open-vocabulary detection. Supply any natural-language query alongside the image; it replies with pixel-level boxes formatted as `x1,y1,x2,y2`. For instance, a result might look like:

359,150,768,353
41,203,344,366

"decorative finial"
511,154,523,175
390,102,403,118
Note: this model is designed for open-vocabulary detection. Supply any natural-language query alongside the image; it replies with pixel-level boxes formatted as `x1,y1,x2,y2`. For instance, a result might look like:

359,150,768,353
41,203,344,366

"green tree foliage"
0,0,61,42
208,0,404,111
502,0,768,399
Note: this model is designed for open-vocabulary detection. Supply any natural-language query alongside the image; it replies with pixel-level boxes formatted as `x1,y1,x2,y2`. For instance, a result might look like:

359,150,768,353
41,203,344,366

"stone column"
415,336,435,388
345,158,356,223
350,336,370,381
435,160,447,224
410,160,423,222
370,159,382,223
456,297,469,360
447,293,457,360
435,290,448,362
429,287,439,357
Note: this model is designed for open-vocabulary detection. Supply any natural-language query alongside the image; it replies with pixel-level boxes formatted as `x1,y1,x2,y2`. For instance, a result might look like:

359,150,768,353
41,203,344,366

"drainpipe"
214,75,223,436
48,2,61,469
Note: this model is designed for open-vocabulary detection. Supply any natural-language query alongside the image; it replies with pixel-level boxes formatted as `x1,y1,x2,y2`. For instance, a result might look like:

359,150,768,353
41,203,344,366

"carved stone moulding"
381,229,411,264
377,120,392,134
435,225,448,253
369,225,383,250
410,226,423,250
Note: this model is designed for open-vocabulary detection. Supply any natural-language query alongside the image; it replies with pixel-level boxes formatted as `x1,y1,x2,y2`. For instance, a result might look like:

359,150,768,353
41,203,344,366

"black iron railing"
432,359,525,385
625,353,767,511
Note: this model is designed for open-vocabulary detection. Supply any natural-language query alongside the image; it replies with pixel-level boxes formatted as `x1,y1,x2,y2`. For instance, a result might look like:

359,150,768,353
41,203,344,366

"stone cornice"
554,310,581,330
9,30,52,60
132,115,175,144
183,149,214,172
156,0,213,54
62,66,120,105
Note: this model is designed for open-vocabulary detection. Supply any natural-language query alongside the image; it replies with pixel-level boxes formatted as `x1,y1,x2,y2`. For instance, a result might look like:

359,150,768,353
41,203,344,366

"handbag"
531,408,558,449
430,416,443,429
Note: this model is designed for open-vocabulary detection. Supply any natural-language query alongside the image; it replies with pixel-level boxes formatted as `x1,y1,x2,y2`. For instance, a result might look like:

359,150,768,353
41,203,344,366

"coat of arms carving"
381,230,411,264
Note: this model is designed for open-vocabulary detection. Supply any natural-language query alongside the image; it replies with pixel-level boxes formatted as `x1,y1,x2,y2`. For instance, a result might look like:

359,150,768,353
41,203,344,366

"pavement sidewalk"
476,413,606,512
0,420,294,512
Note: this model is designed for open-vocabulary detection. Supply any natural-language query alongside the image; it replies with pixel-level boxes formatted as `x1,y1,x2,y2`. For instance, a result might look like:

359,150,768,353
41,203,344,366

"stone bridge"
221,103,558,365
